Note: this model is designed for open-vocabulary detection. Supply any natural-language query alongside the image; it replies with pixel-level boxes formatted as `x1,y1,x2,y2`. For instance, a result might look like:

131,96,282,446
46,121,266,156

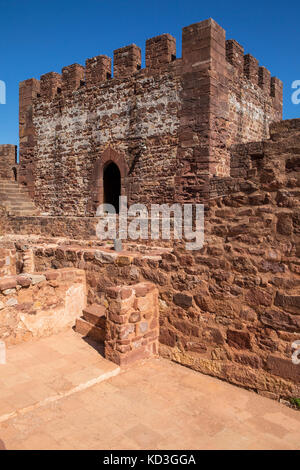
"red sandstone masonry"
0,268,86,345
85,55,112,85
1,18,295,402
9,119,299,400
0,145,17,181
113,44,141,78
40,72,62,100
105,282,159,366
17,18,282,216
0,246,16,276
146,34,176,70
62,64,85,93
18,78,40,197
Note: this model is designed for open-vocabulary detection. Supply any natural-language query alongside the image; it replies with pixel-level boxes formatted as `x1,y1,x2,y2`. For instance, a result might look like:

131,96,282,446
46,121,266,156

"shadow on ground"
0,439,6,450
76,330,105,358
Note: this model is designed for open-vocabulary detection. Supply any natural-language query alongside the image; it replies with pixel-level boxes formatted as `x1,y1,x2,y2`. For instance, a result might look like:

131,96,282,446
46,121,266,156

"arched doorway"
103,161,121,213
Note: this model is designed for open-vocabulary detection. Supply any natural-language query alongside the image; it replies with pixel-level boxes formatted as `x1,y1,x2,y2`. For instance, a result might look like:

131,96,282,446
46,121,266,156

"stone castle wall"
1,17,298,400
18,19,282,216
0,145,17,181
159,119,300,400
7,118,299,400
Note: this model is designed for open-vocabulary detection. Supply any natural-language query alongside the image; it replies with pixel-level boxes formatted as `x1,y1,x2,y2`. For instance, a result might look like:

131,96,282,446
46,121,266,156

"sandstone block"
227,329,252,350
173,292,193,308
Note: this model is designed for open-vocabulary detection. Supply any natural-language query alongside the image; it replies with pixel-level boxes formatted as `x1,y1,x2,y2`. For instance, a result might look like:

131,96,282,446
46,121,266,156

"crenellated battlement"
113,44,141,78
20,18,282,110
146,34,176,70
18,18,283,215
85,55,112,85
225,39,282,102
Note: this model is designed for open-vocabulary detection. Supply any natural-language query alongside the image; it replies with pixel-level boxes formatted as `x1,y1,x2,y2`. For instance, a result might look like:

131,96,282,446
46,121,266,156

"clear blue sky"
0,0,299,146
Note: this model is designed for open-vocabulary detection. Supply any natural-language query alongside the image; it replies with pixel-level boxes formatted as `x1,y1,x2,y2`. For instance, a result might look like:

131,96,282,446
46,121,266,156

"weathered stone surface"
0,269,86,345
1,19,300,403
94,250,118,264
160,327,177,347
173,292,193,309
0,278,17,291
265,355,300,382
234,352,262,369
227,329,252,350
260,309,300,332
24,274,46,285
276,213,293,235
274,292,300,314
128,312,141,323
16,275,31,287
105,282,159,366
5,298,18,307
245,288,273,307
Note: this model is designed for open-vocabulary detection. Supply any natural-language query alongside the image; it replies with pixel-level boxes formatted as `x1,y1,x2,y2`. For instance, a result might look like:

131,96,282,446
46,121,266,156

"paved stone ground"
0,338,299,449
0,330,119,422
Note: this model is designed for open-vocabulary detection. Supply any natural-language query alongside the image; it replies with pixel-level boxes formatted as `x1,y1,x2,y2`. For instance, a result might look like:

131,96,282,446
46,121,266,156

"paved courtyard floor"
0,330,120,422
0,332,299,450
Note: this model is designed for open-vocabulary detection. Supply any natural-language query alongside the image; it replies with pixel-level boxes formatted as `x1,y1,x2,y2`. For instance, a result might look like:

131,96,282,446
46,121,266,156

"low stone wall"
0,214,182,244
29,243,169,305
0,268,86,345
3,209,299,399
0,245,16,276
105,282,159,366
0,216,100,240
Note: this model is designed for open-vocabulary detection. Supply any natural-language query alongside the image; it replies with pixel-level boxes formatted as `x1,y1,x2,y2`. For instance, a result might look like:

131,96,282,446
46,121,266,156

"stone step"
82,304,106,327
0,198,27,202
9,206,39,211
8,209,38,213
0,189,30,195
2,199,35,204
0,177,39,216
75,317,105,343
0,191,28,196
8,211,38,215
9,213,39,217
0,192,23,196
5,206,37,212
4,201,37,206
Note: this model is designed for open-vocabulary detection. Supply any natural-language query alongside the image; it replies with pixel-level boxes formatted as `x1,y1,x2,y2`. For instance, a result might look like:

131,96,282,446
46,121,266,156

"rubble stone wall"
14,119,299,400
0,268,86,345
105,282,159,366
0,244,16,277
0,145,17,181
18,19,282,215
158,119,300,400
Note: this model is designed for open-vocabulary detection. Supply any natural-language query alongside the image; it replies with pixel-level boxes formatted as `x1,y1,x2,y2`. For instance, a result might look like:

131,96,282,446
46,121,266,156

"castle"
17,18,283,216
0,19,299,401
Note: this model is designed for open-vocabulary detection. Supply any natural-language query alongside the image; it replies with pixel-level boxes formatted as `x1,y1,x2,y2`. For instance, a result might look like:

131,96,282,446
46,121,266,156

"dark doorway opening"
103,162,121,213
